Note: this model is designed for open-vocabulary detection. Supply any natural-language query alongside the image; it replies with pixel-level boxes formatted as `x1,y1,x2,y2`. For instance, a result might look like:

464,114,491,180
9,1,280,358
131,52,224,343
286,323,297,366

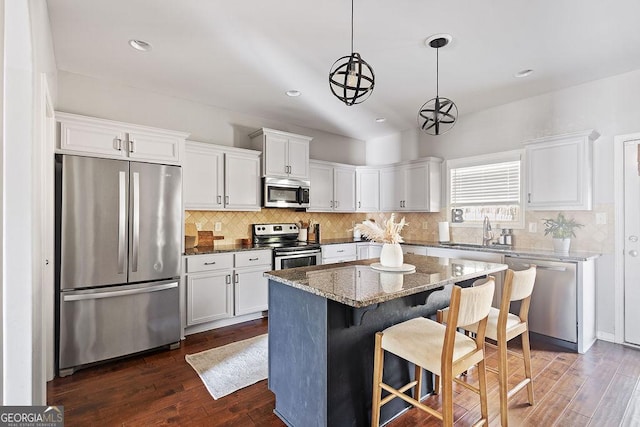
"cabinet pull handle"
115,138,122,151
249,257,259,261
226,275,231,284
335,200,339,208
217,195,222,204
204,261,216,265
225,195,229,205
337,250,345,253
358,201,361,208
330,200,334,208
234,273,239,283
129,139,135,153
528,193,531,203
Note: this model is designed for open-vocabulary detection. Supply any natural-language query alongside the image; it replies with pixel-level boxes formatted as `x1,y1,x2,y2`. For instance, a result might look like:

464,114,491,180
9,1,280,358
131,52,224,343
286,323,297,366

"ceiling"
47,0,640,141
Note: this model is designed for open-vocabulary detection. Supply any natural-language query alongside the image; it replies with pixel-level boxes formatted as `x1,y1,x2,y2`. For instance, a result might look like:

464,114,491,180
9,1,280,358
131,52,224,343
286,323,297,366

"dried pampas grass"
354,213,407,244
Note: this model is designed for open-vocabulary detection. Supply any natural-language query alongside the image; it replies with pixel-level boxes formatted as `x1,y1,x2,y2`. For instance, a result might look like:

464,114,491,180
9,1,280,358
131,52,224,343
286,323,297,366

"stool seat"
381,317,477,377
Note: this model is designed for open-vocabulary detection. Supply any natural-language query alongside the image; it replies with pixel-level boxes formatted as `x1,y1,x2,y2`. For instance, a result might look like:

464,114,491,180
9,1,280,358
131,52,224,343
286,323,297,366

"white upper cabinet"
379,158,441,212
525,130,599,211
184,141,261,211
308,160,356,212
56,112,187,164
356,168,380,212
250,128,312,179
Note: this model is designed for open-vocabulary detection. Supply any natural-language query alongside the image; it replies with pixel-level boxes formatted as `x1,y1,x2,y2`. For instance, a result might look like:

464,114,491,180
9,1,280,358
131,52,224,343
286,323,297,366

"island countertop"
264,253,507,308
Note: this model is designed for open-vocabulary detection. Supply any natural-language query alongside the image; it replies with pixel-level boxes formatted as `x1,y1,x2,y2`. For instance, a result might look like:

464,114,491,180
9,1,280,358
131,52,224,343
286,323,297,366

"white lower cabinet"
357,242,382,260
401,245,428,256
322,243,357,264
186,250,271,328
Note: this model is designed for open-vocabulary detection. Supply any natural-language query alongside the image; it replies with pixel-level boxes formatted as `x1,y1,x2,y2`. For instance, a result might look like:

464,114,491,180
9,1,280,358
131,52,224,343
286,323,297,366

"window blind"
450,160,520,206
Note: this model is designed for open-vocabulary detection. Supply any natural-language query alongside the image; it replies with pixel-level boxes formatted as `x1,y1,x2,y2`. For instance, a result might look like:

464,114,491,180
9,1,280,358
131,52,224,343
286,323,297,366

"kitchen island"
265,254,507,427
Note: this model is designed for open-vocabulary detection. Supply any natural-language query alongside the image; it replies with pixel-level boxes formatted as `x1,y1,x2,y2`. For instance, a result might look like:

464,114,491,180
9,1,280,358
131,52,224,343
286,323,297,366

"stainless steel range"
252,223,321,270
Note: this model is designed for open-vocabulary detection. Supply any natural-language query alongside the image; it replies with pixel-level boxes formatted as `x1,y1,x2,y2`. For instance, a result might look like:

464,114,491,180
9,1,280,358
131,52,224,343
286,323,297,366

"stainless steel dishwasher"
505,256,578,346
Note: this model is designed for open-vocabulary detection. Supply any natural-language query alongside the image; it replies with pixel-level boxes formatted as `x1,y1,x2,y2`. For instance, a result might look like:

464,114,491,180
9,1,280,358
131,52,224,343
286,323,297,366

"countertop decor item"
543,213,584,253
418,34,458,135
354,214,408,267
328,0,375,106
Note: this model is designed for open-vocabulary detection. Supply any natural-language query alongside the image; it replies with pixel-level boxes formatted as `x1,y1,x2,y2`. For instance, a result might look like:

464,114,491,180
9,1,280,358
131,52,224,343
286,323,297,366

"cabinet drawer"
322,244,356,259
186,253,233,273
235,250,272,268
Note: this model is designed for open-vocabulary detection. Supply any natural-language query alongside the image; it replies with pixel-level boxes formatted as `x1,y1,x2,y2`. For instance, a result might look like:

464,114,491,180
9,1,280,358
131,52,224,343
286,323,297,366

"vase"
553,238,571,253
380,243,403,268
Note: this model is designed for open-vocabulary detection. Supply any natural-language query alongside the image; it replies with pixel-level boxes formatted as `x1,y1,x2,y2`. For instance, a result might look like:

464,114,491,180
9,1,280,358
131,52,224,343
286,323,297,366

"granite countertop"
264,254,507,308
319,238,600,262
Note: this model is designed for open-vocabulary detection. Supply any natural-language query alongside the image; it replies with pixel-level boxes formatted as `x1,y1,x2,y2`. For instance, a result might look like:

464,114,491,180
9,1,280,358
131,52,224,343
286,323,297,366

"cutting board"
185,223,198,246
197,231,214,247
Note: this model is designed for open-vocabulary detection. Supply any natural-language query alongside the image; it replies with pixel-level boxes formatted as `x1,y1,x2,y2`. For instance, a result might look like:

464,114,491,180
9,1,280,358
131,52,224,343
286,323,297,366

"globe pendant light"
418,35,458,135
329,0,375,106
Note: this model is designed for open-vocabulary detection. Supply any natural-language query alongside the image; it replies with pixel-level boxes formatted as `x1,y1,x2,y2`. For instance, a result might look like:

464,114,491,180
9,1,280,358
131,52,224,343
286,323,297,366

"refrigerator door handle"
118,171,127,274
63,282,178,301
132,171,140,272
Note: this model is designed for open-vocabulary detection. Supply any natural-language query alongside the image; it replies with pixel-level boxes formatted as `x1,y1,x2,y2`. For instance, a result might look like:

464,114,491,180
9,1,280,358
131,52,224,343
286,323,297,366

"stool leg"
414,364,423,401
478,358,489,423
498,336,509,427
371,333,384,427
522,330,535,406
442,370,454,426
434,374,440,395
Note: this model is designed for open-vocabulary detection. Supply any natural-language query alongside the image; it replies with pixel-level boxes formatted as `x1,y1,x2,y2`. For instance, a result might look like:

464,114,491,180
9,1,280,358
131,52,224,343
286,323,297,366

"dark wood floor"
48,319,640,426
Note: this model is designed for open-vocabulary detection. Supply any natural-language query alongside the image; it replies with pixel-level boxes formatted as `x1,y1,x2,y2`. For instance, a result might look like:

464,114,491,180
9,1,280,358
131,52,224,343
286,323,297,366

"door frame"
614,132,640,344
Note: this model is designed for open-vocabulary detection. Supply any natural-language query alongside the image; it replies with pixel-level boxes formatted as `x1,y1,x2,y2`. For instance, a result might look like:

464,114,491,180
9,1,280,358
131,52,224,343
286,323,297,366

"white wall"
56,71,367,165
367,69,640,338
2,0,57,405
366,128,419,165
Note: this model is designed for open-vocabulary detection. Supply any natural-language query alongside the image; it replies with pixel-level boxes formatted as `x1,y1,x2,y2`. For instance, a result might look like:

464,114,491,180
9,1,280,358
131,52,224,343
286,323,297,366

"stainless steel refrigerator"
55,154,182,376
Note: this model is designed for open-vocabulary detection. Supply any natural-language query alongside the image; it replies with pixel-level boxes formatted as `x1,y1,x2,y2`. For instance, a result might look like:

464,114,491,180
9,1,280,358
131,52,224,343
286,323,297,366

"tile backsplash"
186,203,614,254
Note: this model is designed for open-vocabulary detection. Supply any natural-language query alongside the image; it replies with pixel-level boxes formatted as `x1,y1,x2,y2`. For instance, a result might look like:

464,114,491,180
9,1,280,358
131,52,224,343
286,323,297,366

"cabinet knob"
630,250,638,257
629,235,638,242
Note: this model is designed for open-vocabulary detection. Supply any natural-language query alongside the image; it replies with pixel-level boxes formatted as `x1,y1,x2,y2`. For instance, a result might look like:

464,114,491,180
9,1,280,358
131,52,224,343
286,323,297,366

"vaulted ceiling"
47,0,640,140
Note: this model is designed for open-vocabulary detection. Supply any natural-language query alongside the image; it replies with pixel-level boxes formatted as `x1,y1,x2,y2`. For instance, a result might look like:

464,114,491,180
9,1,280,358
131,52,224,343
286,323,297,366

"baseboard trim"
185,312,266,335
596,331,616,342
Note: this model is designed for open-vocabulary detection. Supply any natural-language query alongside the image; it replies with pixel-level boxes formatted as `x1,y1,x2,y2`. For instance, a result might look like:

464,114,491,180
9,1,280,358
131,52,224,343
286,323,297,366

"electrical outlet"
214,222,222,232
422,222,429,230
528,222,537,233
596,212,607,225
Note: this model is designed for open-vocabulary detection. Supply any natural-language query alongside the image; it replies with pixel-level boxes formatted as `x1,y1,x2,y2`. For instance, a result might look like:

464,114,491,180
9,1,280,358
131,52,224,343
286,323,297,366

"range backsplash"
185,204,613,254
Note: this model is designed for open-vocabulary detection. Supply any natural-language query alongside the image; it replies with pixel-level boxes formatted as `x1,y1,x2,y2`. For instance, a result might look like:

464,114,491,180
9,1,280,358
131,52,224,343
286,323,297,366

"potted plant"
543,213,584,253
354,214,407,267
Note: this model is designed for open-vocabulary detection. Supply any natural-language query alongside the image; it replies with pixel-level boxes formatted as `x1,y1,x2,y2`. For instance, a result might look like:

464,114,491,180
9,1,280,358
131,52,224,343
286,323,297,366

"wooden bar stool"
371,278,495,427
437,266,537,426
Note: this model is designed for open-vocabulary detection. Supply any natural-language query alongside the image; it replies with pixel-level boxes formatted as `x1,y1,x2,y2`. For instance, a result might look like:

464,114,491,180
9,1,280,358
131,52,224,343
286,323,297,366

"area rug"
185,334,268,399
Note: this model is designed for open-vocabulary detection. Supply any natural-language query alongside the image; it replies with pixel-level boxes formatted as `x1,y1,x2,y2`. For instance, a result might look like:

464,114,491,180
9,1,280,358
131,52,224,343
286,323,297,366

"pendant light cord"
351,0,354,53
436,47,439,98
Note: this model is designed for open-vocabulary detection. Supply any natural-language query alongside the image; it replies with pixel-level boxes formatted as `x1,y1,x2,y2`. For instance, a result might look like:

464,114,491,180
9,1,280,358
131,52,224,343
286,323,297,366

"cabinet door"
263,134,289,177
127,130,181,163
234,268,269,316
404,163,429,211
187,270,233,325
225,153,261,211
287,137,310,179
184,144,224,210
309,162,334,211
356,169,380,212
356,245,369,260
380,167,403,211
333,167,356,212
527,137,590,210
59,120,127,158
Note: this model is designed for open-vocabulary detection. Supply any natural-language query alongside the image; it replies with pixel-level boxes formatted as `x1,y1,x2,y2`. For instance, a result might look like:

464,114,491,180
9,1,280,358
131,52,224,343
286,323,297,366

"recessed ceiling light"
515,69,534,78
286,90,301,97
128,39,152,52
375,118,386,123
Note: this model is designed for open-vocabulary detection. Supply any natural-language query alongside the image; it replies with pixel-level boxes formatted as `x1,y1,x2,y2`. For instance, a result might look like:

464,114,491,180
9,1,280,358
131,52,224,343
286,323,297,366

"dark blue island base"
268,278,467,427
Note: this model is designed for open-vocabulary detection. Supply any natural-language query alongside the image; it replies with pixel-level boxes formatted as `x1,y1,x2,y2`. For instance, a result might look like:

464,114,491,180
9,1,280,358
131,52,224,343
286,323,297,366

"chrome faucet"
482,216,493,246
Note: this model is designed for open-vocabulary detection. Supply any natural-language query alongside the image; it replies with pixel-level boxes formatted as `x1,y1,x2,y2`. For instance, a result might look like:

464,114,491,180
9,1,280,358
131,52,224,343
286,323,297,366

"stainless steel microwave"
263,177,310,208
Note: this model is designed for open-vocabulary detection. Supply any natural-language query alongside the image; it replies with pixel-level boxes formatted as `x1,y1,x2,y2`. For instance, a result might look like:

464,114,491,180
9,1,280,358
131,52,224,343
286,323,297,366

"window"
447,150,524,228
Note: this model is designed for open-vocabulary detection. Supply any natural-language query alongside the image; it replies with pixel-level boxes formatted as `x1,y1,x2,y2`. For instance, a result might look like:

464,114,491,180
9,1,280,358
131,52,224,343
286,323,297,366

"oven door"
275,250,321,270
